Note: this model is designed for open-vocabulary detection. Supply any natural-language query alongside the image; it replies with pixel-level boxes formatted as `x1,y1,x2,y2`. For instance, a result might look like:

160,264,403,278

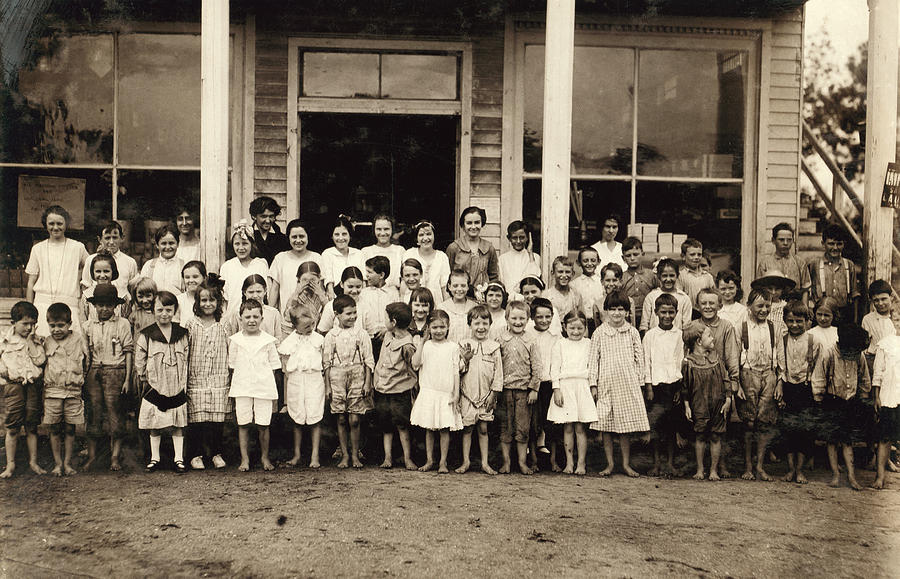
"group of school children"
2,200,899,491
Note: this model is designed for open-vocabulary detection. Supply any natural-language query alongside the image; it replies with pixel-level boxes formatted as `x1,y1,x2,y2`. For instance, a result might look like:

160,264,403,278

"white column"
863,0,898,287
540,0,575,280
201,0,230,271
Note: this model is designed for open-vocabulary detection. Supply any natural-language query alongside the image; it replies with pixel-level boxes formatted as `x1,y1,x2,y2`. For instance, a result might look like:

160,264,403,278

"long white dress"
26,238,89,335
410,341,463,431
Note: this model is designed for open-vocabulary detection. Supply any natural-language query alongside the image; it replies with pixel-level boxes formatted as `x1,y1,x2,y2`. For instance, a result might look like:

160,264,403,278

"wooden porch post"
201,0,230,271
540,0,575,279
863,0,898,287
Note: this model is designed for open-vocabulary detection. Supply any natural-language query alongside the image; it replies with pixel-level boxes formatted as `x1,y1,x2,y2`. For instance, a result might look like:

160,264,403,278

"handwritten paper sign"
16,175,85,230
882,162,900,209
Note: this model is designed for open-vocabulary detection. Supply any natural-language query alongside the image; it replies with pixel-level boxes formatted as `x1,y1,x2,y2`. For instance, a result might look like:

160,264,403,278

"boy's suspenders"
813,258,851,301
742,320,775,369
331,336,363,367
782,333,817,383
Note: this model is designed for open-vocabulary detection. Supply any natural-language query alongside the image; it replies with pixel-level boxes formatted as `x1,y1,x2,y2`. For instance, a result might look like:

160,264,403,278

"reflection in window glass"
2,35,114,164
523,179,631,250
637,51,745,178
524,45,634,174
302,52,380,98
118,34,201,166
635,182,741,269
381,54,458,99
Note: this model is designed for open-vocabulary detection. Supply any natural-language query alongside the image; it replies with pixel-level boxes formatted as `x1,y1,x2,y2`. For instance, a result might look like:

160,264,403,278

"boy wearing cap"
82,283,133,471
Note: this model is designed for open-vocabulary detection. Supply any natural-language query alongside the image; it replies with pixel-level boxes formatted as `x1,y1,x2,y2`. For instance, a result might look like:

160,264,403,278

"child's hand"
736,386,747,400
644,384,653,402
684,402,692,421
590,386,598,402
487,392,497,412
553,389,564,408
460,343,474,362
875,395,882,414
121,381,129,395
722,397,732,416
30,333,44,346
527,390,538,405
774,380,783,402
374,329,385,341
449,394,458,407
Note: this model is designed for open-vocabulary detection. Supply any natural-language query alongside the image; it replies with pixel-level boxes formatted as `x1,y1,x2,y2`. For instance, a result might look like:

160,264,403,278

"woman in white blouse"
403,220,450,303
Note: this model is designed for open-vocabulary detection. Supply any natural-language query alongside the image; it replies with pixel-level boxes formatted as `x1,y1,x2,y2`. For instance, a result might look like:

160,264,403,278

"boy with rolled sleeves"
807,224,860,323
43,303,89,476
0,301,47,478
497,300,543,475
374,302,418,470
82,284,133,471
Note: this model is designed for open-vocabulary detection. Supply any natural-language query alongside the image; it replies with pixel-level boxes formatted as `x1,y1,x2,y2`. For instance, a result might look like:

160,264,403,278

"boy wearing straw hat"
751,269,796,329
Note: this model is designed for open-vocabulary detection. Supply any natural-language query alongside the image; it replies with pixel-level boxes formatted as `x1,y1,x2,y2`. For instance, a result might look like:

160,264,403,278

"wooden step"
797,233,822,251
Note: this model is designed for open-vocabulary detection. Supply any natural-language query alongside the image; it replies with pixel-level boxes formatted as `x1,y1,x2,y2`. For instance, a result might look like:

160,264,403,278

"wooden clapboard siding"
254,33,289,223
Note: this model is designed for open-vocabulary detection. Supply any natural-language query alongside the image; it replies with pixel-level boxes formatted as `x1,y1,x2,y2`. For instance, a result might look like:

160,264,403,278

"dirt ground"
2,430,899,578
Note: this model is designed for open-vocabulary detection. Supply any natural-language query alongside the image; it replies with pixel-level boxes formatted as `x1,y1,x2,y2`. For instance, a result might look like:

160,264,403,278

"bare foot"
262,460,275,471
709,471,720,481
455,461,470,474
499,462,511,474
284,457,301,467
531,462,540,473
598,467,613,477
782,470,795,483
623,466,640,478
109,460,122,472
648,465,660,477
563,464,574,474
30,462,46,475
418,461,434,472
63,464,77,476
518,462,534,475
481,464,497,475
81,457,95,471
404,459,417,471
309,460,321,469
575,466,586,476
870,477,885,490
741,470,755,481
238,461,250,472
692,470,705,480
438,463,449,474
0,465,13,478
351,457,364,469
888,460,900,473
551,463,562,473
380,459,393,469
848,477,862,491
756,467,772,482
719,466,732,478
796,472,808,484
828,474,841,487
51,465,63,477
337,458,350,469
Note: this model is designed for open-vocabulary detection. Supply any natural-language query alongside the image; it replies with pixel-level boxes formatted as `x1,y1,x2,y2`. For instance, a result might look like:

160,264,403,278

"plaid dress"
185,318,231,422
588,322,649,433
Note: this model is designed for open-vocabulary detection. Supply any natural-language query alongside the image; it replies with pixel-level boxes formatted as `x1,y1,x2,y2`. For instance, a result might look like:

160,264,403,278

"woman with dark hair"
445,206,499,289
174,206,201,263
249,196,290,265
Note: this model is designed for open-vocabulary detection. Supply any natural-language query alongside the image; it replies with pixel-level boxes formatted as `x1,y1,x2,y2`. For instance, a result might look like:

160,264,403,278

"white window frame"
286,37,473,224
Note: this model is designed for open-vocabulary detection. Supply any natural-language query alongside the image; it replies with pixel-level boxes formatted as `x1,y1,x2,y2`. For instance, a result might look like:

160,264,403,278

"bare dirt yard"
2,431,899,578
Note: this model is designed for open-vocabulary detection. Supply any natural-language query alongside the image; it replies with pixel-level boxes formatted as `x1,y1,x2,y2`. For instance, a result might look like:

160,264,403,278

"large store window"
521,35,752,272
0,32,207,296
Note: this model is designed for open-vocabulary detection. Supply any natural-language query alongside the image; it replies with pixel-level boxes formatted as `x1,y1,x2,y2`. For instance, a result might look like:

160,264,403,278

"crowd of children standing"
1,199,898,491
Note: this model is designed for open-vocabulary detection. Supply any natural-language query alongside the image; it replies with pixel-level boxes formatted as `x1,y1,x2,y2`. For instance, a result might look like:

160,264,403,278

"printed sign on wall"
17,175,86,230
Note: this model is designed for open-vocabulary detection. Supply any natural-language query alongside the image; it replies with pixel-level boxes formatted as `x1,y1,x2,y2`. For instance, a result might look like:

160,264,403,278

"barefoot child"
184,278,231,471
778,300,820,485
529,297,561,470
374,302,418,470
676,238,715,307
715,270,747,334
809,297,839,352
862,280,895,374
359,255,400,358
548,311,599,475
228,299,282,472
751,270,795,328
83,284,133,471
43,303,87,476
410,310,463,472
136,291,189,473
812,323,872,490
597,264,637,328
642,293,684,476
641,259,692,332
544,256,583,320
570,246,605,335
682,322,732,480
323,295,375,468
590,291,649,477
278,307,326,469
497,300,543,474
737,289,785,481
437,269,478,345
872,303,900,489
458,305,503,474
318,267,365,334
621,237,658,332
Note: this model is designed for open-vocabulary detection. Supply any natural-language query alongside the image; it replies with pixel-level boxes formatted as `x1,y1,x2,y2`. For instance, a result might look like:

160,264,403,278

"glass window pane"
116,170,200,265
637,50,745,178
524,45,634,175
118,34,201,166
635,182,741,270
302,52,379,98
381,54,457,99
1,35,114,164
0,166,112,296
523,178,631,250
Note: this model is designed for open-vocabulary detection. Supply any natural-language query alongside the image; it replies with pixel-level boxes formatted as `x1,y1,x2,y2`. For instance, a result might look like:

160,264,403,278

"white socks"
149,435,161,462
173,435,184,462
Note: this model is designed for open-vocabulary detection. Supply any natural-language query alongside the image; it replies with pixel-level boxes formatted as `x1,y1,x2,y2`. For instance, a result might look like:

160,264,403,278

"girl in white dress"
220,219,269,311
410,310,463,473
25,205,89,335
403,220,450,302
436,270,478,344
548,311,599,475
321,215,364,299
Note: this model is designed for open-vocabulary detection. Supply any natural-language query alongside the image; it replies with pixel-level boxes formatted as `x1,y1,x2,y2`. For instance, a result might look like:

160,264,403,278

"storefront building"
1,0,813,304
